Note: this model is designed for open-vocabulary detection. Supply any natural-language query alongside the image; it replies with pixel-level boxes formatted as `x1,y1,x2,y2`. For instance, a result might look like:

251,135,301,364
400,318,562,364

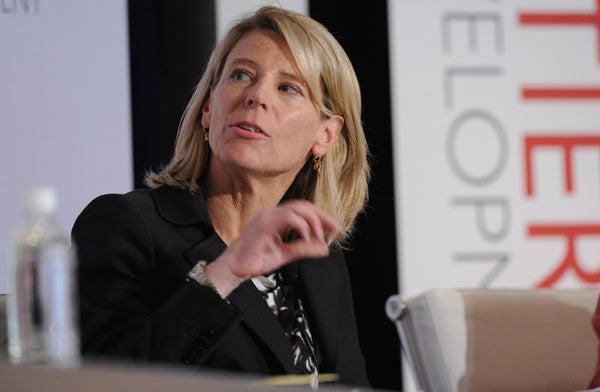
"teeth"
239,124,259,133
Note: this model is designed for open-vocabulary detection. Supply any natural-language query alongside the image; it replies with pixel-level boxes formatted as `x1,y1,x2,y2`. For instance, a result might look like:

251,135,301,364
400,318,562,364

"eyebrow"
227,57,308,88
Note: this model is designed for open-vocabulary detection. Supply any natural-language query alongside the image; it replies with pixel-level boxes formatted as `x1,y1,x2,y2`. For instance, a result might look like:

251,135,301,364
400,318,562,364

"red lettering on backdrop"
518,3,600,287
528,224,600,287
522,87,600,100
519,0,600,62
524,135,600,196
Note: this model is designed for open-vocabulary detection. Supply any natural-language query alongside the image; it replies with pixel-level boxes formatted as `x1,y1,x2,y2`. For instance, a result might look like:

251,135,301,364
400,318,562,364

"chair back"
386,288,600,392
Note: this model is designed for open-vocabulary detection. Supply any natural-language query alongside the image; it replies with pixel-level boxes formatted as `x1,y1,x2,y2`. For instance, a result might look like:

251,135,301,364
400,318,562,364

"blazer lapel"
153,186,211,225
229,282,296,373
153,186,222,266
297,255,341,372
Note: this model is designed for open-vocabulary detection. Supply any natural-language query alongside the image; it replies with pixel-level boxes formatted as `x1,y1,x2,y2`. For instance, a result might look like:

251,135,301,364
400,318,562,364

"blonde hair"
145,5,371,246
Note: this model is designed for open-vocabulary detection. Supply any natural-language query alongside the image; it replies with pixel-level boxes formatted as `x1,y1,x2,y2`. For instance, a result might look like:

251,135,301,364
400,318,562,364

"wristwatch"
187,260,223,298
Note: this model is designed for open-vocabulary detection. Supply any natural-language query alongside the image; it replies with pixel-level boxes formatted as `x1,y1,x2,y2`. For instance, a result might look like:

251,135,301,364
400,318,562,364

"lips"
234,122,267,136
238,124,260,133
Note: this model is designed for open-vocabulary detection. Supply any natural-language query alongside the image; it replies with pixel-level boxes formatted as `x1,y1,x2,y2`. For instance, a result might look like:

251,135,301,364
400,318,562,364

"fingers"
277,200,341,242
209,200,341,291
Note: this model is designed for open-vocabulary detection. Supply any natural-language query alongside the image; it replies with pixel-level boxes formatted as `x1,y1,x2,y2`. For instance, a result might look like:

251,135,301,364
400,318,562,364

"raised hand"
204,200,341,297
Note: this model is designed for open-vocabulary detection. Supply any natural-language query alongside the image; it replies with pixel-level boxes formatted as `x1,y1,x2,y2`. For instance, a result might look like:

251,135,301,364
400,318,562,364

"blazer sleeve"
71,193,240,365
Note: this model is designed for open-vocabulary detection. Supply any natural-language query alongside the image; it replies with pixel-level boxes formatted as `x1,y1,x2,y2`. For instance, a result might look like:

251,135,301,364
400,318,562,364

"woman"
72,5,371,388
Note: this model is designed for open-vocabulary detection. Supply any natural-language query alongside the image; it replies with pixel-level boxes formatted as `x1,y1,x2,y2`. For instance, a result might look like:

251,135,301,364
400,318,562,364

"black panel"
128,0,216,188
309,2,401,390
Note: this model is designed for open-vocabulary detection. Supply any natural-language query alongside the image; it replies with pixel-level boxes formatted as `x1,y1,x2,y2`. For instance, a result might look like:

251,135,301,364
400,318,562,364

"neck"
201,169,291,245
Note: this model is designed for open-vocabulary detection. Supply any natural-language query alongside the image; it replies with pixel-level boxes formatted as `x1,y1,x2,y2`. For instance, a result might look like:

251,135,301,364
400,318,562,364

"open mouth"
238,124,261,133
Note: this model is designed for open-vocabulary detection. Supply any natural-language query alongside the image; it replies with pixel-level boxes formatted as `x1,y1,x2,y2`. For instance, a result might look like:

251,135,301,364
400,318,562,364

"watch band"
187,260,223,298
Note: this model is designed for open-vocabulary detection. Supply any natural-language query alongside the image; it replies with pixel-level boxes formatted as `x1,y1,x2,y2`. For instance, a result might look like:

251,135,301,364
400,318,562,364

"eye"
279,83,301,95
230,69,251,81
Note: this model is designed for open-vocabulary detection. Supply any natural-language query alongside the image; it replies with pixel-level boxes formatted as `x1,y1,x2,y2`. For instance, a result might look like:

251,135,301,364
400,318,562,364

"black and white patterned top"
252,271,318,379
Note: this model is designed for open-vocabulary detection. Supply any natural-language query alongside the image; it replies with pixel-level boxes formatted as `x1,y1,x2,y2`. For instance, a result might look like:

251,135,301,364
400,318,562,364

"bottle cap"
23,186,57,216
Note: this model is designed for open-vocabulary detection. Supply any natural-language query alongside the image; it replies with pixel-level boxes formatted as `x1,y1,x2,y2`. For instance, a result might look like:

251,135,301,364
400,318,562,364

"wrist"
187,260,224,298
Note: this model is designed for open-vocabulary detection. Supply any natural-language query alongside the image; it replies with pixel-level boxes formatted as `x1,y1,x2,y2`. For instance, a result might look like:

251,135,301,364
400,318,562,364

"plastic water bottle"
6,186,80,367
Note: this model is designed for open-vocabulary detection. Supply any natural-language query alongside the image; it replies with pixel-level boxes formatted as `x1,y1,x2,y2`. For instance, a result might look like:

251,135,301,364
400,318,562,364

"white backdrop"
390,0,600,294
388,0,600,390
0,1,132,293
216,0,306,38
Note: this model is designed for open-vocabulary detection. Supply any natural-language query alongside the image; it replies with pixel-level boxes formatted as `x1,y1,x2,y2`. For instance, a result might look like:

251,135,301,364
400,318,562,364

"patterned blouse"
252,271,319,381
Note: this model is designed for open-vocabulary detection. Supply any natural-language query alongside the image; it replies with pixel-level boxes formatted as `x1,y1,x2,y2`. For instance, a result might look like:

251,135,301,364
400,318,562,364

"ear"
201,95,211,128
312,115,343,157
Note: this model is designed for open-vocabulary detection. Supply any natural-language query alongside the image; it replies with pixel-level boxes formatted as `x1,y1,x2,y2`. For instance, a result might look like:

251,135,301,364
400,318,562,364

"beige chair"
386,288,600,392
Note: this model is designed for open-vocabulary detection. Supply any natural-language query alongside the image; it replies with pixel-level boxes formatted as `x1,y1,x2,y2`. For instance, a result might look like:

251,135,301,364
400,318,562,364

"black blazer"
72,186,370,387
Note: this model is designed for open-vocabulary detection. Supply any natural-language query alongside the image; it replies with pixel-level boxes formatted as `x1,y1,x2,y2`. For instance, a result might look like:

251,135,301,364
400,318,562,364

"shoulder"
79,186,194,213
328,246,349,275
76,188,154,218
298,247,348,287
75,185,208,228
71,188,152,236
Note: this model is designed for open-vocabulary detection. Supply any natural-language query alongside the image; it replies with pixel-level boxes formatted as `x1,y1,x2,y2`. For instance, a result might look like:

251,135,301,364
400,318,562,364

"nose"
244,80,270,109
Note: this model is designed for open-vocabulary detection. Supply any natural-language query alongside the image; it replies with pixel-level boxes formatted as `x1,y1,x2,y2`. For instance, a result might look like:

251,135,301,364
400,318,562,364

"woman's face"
202,29,341,182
